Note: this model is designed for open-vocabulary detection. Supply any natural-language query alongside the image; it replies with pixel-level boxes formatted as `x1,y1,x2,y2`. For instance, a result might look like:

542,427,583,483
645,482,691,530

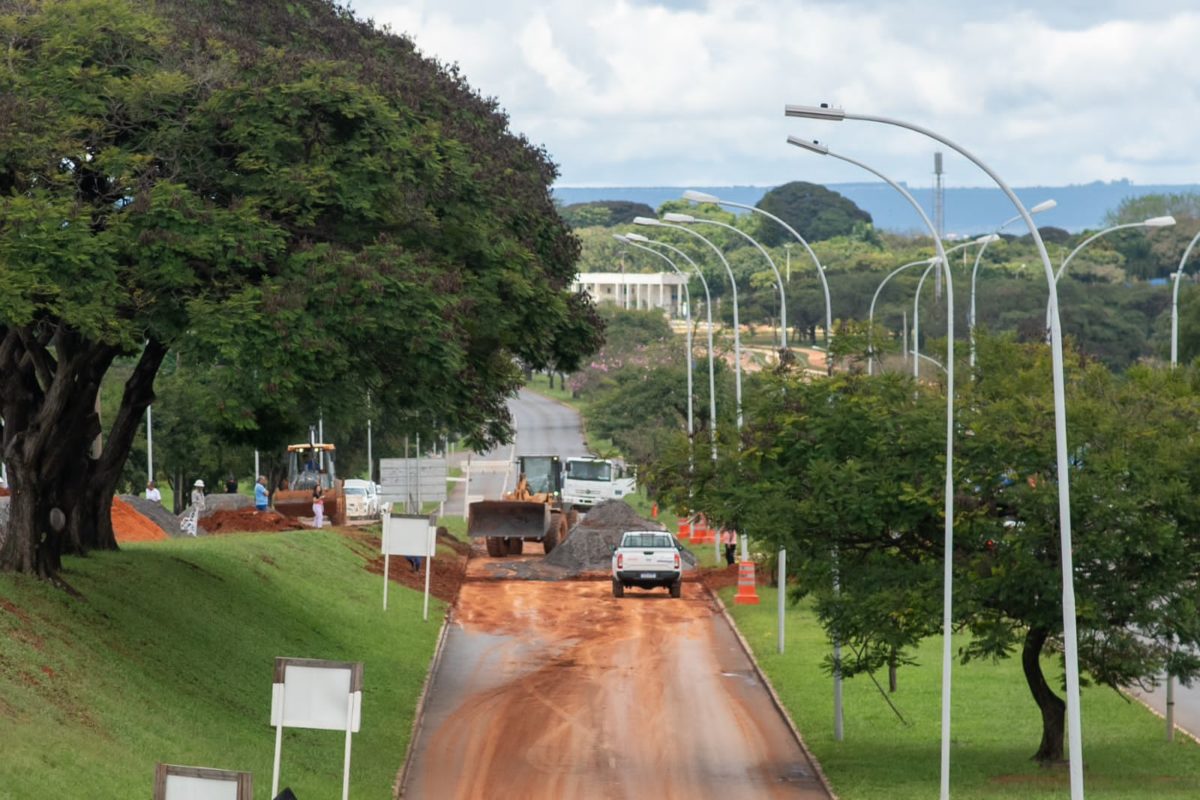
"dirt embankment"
200,509,305,534
364,528,471,603
111,498,167,543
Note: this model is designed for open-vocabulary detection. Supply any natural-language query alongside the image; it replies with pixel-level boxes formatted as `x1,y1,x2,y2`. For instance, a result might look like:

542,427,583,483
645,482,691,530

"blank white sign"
271,665,362,732
164,775,240,800
383,515,435,558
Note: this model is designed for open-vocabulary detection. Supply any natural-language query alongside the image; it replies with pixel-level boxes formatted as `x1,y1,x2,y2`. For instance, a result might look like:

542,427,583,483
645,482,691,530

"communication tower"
933,152,945,299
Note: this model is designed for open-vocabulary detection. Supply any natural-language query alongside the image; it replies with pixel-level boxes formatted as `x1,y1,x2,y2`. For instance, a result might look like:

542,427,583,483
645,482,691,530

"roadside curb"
704,584,840,800
392,598,455,798
1121,688,1200,747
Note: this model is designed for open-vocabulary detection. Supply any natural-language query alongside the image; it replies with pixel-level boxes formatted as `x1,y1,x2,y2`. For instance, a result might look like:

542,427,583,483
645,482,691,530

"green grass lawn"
0,531,445,799
720,587,1200,798
525,372,576,406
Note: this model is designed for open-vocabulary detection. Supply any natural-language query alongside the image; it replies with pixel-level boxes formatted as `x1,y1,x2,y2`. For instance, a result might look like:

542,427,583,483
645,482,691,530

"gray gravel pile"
200,493,254,516
544,499,695,574
119,495,187,538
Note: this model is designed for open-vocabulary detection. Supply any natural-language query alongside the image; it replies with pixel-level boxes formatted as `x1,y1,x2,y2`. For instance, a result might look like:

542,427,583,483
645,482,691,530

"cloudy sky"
348,0,1200,189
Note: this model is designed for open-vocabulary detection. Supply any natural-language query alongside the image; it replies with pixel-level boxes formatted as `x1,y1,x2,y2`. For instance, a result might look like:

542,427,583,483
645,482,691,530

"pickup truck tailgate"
622,549,677,571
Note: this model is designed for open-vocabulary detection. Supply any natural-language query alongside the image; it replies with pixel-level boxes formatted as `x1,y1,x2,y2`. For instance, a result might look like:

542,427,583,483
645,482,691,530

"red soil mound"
111,497,167,543
365,551,467,603
0,486,9,496
201,509,305,534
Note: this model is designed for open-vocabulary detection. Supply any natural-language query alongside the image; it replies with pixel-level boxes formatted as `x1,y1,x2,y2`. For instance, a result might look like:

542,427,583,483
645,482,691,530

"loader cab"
517,455,562,497
287,443,338,491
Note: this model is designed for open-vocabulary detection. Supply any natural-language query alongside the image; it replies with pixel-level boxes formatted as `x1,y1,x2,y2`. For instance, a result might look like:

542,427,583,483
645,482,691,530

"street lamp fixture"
622,232,720,465
787,100,1082,800
681,189,835,373
661,213,789,352
787,132,957,792
970,199,1057,368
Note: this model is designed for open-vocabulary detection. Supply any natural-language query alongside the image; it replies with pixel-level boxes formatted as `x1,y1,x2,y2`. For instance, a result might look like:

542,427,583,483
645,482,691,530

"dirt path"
402,543,831,799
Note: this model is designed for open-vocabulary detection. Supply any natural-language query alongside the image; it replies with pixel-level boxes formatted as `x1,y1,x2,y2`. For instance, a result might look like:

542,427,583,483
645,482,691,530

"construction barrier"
676,517,692,541
691,518,715,544
733,560,760,605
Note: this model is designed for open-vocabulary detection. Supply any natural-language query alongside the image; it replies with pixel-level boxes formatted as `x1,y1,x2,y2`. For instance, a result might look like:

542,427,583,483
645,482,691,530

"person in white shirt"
145,481,162,504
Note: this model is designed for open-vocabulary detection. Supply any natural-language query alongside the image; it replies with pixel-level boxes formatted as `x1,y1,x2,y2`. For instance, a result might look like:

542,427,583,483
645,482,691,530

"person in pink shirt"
721,529,738,567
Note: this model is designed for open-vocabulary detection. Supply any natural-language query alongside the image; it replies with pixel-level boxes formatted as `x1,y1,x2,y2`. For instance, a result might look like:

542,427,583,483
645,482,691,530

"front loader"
467,455,572,557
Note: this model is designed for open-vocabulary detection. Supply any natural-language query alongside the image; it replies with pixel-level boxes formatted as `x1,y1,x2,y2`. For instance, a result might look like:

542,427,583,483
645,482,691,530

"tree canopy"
0,0,602,577
645,334,1200,763
755,181,874,246
559,200,655,229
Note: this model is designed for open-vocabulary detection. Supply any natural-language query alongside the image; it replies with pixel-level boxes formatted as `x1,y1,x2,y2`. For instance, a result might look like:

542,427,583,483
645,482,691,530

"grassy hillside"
0,530,444,799
722,586,1200,799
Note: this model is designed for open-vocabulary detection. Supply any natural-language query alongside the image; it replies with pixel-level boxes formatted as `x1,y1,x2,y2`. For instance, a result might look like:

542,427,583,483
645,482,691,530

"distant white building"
574,272,688,317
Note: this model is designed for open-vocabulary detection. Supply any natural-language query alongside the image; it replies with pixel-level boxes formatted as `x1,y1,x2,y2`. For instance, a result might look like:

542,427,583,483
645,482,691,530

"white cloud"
350,0,1200,188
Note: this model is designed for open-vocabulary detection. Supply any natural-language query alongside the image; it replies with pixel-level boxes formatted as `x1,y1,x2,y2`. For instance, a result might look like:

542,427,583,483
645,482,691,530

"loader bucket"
468,501,551,539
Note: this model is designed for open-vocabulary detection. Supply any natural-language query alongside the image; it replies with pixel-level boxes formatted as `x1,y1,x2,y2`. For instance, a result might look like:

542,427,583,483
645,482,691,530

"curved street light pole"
911,237,998,379
684,190,834,374
787,102,1082,800
970,200,1057,368
663,213,788,352
625,234,719,465
1046,217,1177,334
616,234,699,538
634,216,747,564
912,259,939,379
614,234,695,448
788,135,956,799
1171,230,1200,367
869,258,936,376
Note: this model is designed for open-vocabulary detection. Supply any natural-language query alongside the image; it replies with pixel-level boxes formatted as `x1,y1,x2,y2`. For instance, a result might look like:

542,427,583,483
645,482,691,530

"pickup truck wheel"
507,537,524,555
486,537,505,557
612,579,624,598
669,579,681,598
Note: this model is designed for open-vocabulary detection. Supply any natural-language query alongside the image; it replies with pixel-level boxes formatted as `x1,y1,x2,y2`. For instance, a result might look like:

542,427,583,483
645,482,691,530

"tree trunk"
888,649,898,693
0,328,166,577
1023,626,1066,764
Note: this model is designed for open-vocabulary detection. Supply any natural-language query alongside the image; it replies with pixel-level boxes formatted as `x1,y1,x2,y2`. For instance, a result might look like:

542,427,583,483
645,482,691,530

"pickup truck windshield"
622,533,674,549
568,461,612,482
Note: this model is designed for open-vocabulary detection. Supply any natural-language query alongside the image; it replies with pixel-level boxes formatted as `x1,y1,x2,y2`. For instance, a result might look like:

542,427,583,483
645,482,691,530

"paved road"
404,391,831,799
447,388,589,510
1129,676,1200,741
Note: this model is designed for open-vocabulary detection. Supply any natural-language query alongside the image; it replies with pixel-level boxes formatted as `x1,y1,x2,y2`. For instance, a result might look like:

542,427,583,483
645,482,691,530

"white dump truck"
611,530,682,598
562,457,636,509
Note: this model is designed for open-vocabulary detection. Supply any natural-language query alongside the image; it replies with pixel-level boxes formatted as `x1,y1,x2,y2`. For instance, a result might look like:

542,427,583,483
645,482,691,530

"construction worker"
721,528,738,567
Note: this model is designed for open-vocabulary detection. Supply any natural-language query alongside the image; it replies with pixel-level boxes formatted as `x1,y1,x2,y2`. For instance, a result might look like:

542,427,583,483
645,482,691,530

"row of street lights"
614,105,1199,800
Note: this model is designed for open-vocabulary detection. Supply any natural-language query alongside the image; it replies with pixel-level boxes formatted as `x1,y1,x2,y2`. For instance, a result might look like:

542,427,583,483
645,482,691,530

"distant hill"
552,180,1200,235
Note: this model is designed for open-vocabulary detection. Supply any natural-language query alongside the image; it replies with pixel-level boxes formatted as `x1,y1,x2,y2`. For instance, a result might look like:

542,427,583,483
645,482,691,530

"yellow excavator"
468,455,572,557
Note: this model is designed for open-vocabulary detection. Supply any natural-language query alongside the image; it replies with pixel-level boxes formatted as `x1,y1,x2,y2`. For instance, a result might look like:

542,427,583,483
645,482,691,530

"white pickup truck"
611,530,682,598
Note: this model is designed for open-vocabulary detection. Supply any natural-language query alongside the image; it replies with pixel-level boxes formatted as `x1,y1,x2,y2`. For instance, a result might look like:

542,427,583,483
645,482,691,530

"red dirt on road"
402,545,831,799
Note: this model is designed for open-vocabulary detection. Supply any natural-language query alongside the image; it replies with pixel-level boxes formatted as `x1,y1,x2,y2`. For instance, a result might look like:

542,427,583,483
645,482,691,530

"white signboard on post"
270,657,363,800
381,513,437,619
154,764,252,800
379,457,448,506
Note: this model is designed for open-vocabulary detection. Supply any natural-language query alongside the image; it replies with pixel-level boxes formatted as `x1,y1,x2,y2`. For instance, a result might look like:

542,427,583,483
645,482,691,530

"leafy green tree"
755,181,873,246
559,200,655,228
1105,192,1200,225
659,335,1200,764
0,0,601,578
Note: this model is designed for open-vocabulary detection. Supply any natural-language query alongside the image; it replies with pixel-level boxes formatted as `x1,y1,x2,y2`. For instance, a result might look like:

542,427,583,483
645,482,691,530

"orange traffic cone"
733,560,760,605
677,516,692,540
